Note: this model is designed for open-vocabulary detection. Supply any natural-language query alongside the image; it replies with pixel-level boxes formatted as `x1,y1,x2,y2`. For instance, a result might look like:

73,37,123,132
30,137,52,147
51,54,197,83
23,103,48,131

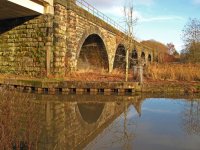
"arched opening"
77,34,109,71
130,49,138,68
141,52,145,65
113,44,126,69
77,103,105,124
148,54,152,63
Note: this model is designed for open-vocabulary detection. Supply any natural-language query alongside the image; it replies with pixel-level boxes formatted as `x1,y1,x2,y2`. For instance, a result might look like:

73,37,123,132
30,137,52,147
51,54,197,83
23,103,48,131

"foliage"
146,63,200,81
182,18,200,62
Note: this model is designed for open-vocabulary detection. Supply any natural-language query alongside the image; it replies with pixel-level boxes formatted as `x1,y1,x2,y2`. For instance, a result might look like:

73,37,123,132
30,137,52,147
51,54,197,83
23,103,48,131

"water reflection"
0,91,200,150
182,100,200,135
77,103,105,124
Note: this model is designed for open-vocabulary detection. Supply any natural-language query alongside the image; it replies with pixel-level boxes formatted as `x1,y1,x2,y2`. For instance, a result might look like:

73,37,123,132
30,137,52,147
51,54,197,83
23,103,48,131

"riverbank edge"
0,77,200,94
142,80,200,94
0,78,140,94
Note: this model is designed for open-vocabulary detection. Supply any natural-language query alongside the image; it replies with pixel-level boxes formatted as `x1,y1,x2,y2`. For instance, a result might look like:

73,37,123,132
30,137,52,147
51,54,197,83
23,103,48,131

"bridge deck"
0,78,141,95
0,0,47,20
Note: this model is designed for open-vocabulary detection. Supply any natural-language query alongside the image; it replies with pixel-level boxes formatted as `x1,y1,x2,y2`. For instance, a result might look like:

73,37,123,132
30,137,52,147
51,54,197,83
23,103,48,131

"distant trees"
144,18,200,64
141,40,179,63
166,42,179,61
167,43,176,55
181,18,200,63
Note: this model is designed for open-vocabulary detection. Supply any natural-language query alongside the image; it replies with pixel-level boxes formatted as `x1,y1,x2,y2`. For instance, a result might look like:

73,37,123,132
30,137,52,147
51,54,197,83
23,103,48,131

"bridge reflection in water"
0,92,200,150
40,95,143,150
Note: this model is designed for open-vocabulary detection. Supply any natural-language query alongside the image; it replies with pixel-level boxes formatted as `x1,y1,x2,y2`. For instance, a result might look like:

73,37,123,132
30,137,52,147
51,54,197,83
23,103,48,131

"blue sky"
85,0,200,52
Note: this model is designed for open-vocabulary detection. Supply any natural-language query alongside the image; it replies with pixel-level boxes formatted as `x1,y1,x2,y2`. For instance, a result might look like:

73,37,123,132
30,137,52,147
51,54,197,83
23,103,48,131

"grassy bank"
145,63,200,81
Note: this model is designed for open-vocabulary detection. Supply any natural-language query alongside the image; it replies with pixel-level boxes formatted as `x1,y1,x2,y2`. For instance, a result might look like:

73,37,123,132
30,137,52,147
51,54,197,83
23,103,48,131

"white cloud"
131,10,184,23
85,0,123,8
84,0,155,9
194,0,200,4
139,16,184,23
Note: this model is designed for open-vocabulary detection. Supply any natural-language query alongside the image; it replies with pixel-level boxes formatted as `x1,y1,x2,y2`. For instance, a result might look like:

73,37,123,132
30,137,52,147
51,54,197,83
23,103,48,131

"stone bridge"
0,0,155,77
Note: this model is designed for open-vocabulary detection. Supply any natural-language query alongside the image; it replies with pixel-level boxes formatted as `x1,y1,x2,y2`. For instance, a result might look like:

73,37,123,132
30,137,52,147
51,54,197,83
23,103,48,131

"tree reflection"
182,100,200,135
123,102,133,150
0,90,43,150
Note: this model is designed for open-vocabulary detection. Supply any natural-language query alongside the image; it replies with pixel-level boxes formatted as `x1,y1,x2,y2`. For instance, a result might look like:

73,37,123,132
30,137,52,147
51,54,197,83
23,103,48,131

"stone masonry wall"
53,0,118,75
0,15,53,77
0,0,154,78
53,3,68,75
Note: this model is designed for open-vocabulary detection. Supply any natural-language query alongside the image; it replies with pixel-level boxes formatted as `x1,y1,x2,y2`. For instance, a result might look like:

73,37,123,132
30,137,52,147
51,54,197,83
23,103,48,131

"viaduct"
0,0,155,77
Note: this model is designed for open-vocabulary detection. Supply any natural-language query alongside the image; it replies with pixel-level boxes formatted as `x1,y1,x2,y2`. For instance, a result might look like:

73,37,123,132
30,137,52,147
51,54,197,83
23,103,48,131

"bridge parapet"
76,0,126,33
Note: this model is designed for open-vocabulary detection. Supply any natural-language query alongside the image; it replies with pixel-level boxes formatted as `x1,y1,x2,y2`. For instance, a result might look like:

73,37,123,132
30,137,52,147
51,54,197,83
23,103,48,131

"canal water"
0,91,200,150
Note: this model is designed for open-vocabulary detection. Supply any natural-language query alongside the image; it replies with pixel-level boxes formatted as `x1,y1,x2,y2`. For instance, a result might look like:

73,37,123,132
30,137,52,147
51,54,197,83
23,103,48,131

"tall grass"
65,68,134,81
146,63,200,81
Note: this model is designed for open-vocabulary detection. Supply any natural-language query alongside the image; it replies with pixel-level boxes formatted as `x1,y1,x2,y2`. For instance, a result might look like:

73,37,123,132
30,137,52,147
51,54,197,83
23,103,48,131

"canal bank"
142,80,200,94
0,76,200,94
0,77,141,95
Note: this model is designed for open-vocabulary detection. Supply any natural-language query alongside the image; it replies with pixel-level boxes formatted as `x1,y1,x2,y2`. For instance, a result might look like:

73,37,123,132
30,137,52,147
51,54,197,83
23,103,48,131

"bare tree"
182,18,200,62
167,43,176,55
123,0,138,81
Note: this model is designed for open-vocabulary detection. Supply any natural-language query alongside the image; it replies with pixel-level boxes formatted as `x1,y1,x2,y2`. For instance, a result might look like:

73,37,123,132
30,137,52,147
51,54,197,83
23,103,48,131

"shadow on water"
0,89,200,150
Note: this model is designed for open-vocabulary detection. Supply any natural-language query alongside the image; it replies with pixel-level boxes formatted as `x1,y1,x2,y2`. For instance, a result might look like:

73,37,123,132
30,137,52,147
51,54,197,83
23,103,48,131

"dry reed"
146,63,200,81
65,68,134,81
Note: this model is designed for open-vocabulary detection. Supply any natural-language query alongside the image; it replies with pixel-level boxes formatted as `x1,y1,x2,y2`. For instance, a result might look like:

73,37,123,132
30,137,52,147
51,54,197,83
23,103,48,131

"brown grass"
146,63,200,81
0,68,135,82
64,68,134,82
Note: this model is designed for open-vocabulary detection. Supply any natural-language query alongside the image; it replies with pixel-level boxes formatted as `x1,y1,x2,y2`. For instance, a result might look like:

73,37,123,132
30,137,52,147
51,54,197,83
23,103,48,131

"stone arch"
148,54,152,63
76,27,109,71
141,51,145,65
113,44,126,69
75,102,108,129
77,103,105,124
130,49,138,67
